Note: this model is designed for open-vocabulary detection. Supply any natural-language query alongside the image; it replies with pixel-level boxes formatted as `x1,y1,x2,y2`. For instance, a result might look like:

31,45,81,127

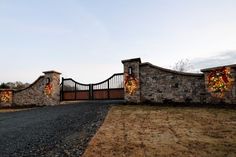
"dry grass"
82,105,236,157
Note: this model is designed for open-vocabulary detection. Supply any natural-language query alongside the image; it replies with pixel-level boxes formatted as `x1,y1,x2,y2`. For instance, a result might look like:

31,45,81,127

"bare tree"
173,59,193,72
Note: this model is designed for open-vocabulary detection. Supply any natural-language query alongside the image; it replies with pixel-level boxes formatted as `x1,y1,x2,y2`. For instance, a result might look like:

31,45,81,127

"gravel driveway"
0,101,118,157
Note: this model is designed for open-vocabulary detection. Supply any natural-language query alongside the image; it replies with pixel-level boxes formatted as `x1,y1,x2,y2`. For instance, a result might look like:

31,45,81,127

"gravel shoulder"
0,102,113,157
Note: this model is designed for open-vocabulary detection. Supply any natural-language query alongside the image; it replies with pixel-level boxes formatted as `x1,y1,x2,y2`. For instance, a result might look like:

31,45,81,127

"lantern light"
128,67,133,75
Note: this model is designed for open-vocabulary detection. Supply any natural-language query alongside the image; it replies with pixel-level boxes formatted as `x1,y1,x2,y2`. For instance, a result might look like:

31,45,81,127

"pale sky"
0,0,236,83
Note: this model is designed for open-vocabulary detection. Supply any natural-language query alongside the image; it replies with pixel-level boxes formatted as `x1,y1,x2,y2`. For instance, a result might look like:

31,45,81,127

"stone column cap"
122,58,141,63
43,70,61,75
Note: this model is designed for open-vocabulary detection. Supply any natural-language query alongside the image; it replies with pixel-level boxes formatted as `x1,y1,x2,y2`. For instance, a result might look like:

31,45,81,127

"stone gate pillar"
43,71,61,105
122,58,141,103
201,65,236,104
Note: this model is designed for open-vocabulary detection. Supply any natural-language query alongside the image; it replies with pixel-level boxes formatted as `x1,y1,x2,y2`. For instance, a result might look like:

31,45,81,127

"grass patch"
82,105,236,157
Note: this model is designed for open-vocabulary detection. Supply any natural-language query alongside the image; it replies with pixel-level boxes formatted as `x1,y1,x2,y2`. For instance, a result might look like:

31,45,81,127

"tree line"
0,82,30,90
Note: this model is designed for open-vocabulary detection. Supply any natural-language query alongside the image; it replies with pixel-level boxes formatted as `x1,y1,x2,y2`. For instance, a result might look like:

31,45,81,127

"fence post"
60,77,64,101
108,80,110,99
89,84,94,100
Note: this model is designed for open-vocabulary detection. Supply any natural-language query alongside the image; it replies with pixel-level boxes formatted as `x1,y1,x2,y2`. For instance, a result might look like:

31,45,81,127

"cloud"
191,51,236,72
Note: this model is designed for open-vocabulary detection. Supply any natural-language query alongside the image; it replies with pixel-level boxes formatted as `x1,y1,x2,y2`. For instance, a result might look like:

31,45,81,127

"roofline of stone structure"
122,58,141,63
141,62,204,77
43,70,61,75
201,64,236,72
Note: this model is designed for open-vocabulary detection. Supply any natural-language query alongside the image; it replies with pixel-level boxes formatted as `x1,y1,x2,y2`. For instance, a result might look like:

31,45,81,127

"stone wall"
140,63,206,103
0,71,61,107
13,71,61,106
122,58,236,105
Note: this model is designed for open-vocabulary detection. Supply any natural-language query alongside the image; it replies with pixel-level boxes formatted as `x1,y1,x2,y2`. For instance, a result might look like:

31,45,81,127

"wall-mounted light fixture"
46,77,51,85
128,67,133,75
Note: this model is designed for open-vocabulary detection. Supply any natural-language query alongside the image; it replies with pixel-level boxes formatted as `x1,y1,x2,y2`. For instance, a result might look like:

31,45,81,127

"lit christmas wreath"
44,83,53,97
0,91,12,103
207,67,233,98
124,73,139,95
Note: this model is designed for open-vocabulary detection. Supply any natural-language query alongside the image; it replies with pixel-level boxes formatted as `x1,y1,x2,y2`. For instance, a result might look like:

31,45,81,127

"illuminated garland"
44,83,53,97
0,91,12,103
207,67,233,98
124,73,139,95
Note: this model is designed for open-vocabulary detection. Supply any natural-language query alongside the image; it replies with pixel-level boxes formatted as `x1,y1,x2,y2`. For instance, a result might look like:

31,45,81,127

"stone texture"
13,71,61,106
140,63,206,103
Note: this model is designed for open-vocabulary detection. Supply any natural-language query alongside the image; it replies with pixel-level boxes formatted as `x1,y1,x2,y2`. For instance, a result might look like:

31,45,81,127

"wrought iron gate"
60,73,124,101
